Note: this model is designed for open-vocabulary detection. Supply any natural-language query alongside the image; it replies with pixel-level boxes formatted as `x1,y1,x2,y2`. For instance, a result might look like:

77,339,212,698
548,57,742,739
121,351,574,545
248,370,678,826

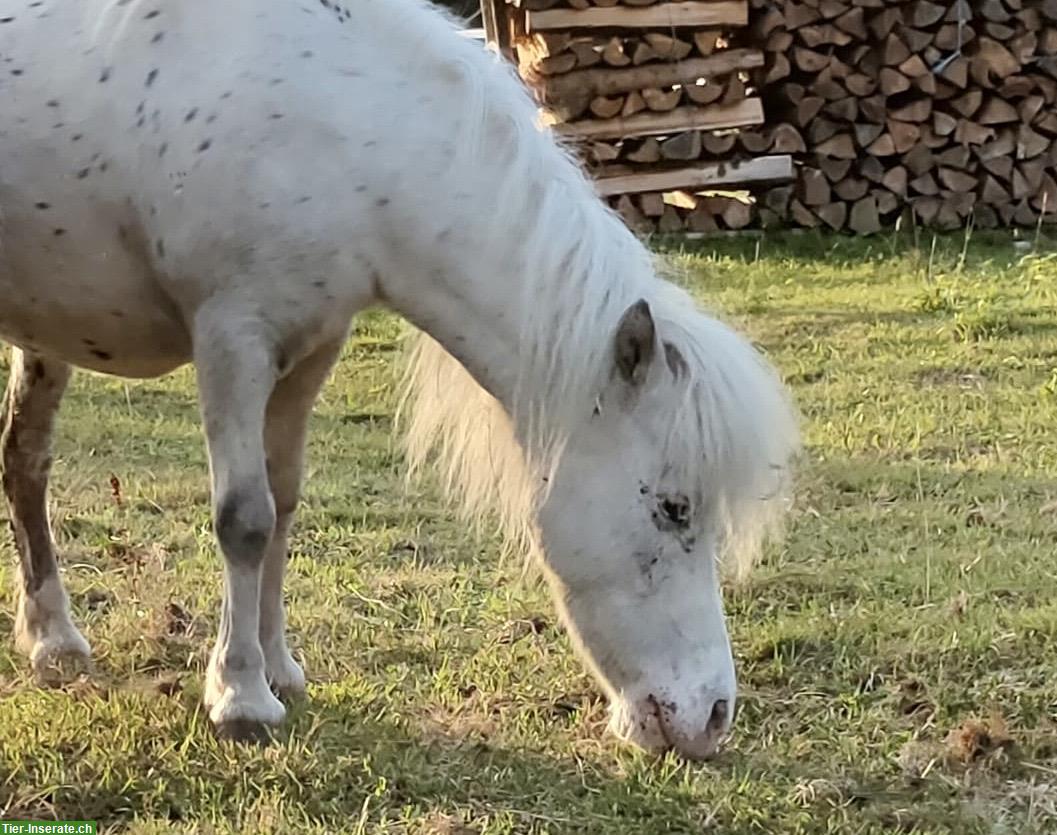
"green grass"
2,231,1057,834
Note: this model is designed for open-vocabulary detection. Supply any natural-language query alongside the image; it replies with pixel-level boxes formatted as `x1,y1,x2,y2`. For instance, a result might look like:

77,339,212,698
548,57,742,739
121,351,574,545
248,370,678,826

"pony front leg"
2,348,89,678
259,340,344,698
195,315,284,741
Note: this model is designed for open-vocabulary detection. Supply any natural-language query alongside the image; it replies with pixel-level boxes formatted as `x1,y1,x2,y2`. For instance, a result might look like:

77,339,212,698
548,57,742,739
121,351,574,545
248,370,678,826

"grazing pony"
0,0,798,757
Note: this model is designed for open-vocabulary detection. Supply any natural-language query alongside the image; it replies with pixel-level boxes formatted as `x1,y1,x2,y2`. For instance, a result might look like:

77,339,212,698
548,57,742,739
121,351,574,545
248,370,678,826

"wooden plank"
527,1,748,31
555,98,763,140
594,155,793,196
481,0,514,60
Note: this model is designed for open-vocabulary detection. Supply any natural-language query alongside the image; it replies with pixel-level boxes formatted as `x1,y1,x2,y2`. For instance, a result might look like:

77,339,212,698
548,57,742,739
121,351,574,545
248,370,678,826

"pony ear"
614,299,656,385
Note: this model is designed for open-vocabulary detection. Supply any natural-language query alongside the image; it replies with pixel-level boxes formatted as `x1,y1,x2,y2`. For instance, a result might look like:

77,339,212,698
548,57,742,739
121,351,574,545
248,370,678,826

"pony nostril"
708,699,729,732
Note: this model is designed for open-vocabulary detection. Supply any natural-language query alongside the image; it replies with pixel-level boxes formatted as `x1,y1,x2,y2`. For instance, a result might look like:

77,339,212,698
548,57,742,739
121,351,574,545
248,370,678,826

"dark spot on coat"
205,113,216,124
375,197,389,207
71,133,82,141
295,196,311,204
99,67,111,82
655,493,691,530
269,78,283,86
0,17,15,23
301,50,314,58
52,228,66,236
184,108,198,122
82,338,97,347
156,239,165,257
98,161,108,172
215,488,273,565
197,139,211,152
32,360,46,379
363,140,377,148
145,68,158,87
11,69,23,76
136,101,145,115
144,9,160,18
312,279,326,289
77,167,90,179
220,90,232,99
269,113,284,119
34,202,50,210
110,310,125,318
46,99,59,107
151,31,165,43
354,184,367,192
90,349,112,361
158,142,168,157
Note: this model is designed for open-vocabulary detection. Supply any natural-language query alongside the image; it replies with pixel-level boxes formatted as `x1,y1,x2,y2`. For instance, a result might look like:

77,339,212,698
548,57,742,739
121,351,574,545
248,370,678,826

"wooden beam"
555,98,763,140
481,0,514,60
527,1,748,31
594,155,794,197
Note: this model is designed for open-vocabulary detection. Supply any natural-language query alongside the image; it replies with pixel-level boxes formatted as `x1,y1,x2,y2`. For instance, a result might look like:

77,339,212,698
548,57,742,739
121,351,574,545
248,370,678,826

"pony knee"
215,486,276,567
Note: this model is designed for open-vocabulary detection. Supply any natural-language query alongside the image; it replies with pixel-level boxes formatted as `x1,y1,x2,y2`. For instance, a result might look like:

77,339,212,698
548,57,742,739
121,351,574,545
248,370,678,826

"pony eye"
658,494,691,528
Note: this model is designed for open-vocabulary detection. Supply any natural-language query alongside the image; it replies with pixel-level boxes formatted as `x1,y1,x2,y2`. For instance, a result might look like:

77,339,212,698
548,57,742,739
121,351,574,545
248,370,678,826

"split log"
834,177,869,201
590,95,625,118
849,196,881,234
660,130,702,160
642,87,683,111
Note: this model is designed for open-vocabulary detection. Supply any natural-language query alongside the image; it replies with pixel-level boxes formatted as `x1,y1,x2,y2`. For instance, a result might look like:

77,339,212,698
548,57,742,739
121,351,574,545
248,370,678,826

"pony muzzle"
610,689,735,761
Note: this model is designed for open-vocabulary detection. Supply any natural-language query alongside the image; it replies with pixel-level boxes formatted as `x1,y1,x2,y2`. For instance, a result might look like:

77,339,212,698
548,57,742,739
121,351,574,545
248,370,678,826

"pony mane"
398,1,799,579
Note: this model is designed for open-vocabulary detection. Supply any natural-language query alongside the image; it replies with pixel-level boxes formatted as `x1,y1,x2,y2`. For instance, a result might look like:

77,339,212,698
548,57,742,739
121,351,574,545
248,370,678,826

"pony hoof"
214,718,278,745
27,633,93,686
265,650,306,702
271,682,307,704
205,674,287,739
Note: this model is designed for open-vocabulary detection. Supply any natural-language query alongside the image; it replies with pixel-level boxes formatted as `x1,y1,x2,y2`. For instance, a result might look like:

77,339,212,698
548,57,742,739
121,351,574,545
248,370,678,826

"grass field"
1,231,1056,834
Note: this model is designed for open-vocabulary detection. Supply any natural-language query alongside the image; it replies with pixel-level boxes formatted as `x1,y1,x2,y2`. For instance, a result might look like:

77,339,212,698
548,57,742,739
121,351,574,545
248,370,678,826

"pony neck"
386,184,653,437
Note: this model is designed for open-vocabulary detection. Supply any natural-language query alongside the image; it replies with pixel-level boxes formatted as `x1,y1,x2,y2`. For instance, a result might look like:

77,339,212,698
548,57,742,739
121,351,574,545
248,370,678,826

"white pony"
0,0,797,758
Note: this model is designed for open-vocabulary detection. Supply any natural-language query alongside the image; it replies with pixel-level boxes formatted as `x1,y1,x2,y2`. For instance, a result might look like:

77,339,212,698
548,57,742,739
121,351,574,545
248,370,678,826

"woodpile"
751,0,1057,231
482,0,794,234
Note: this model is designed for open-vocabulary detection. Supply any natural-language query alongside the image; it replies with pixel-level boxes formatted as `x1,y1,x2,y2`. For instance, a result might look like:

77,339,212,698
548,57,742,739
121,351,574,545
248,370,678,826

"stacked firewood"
499,0,794,233
752,0,1057,231
590,125,801,232
517,30,755,124
611,190,759,232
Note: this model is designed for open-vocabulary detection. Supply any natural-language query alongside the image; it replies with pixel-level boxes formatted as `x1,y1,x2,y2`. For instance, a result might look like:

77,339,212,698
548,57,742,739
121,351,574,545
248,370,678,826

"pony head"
403,280,797,759
535,293,796,758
